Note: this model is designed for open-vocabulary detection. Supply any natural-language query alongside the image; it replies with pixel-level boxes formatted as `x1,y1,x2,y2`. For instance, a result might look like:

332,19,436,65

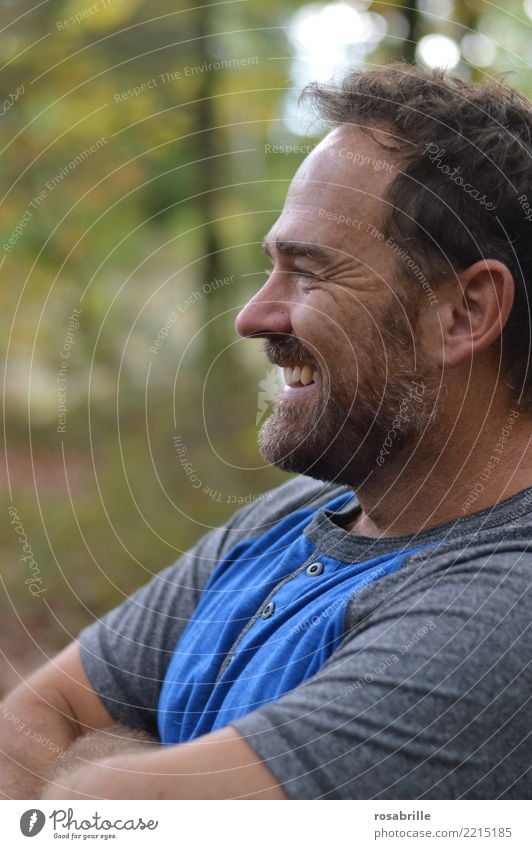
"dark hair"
302,63,532,407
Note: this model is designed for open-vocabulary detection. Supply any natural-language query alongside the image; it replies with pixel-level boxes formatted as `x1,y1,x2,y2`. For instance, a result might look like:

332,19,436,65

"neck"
348,398,532,539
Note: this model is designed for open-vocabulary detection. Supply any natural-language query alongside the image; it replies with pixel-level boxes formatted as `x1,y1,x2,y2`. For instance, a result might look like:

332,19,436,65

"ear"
434,259,515,369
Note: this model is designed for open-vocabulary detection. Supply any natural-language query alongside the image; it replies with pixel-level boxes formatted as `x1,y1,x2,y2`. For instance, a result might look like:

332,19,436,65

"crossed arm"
40,724,286,800
0,643,287,800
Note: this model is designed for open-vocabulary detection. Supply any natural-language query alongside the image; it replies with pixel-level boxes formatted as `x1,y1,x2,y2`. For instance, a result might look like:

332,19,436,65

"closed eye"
261,265,326,283
294,268,326,283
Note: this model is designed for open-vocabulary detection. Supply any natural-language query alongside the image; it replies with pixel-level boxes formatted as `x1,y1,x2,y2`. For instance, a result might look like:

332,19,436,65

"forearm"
42,750,163,800
0,641,147,799
40,726,288,800
0,685,79,799
41,725,159,799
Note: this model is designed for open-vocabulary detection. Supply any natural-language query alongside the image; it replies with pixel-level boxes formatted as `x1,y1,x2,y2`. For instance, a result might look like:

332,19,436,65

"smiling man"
2,64,532,801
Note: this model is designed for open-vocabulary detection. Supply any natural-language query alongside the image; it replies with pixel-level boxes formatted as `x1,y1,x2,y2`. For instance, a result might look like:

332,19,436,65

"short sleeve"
78,540,221,735
232,548,532,799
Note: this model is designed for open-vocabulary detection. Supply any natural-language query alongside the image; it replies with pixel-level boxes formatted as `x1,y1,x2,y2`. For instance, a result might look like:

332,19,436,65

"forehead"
266,125,398,255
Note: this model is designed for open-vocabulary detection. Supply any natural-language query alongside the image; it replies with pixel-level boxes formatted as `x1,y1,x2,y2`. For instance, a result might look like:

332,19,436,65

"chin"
258,407,371,485
258,383,441,486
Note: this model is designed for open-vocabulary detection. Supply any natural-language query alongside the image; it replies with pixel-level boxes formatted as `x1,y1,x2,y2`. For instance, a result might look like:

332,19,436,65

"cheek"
290,314,359,376
291,292,356,342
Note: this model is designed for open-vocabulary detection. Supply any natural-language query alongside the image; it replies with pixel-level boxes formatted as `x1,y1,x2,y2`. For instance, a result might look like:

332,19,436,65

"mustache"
263,337,318,368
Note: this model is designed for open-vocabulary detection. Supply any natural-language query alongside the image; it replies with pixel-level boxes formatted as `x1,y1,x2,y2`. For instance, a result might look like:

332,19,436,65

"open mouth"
282,365,319,388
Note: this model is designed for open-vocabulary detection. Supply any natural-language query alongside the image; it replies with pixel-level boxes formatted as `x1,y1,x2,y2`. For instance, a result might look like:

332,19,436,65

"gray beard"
258,367,442,488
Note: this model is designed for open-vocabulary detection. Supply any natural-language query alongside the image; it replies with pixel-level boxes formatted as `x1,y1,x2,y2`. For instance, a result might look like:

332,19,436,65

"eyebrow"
261,239,332,264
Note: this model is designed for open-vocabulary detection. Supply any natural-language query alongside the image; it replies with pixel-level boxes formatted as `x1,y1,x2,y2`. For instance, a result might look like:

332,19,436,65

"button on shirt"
158,493,433,745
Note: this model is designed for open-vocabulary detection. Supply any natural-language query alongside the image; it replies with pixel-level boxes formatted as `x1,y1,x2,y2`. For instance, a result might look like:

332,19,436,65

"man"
2,64,532,800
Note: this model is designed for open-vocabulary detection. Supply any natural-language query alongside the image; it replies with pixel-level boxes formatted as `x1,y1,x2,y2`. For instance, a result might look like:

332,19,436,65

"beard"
258,309,442,488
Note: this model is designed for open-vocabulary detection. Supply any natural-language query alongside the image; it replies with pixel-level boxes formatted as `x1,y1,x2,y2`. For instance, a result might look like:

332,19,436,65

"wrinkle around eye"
263,266,325,283
296,270,330,284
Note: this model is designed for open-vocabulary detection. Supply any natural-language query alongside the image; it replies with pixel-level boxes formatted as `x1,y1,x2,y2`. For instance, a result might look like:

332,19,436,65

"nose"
235,271,292,338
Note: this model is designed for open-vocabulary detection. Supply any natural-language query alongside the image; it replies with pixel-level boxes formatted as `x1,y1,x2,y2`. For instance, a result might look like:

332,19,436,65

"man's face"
236,126,439,486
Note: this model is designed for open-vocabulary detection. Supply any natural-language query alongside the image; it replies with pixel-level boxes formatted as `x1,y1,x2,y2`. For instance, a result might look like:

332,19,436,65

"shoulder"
344,535,532,635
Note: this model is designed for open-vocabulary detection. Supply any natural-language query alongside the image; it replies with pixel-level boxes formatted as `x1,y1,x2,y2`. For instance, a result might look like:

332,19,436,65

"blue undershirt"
158,493,434,744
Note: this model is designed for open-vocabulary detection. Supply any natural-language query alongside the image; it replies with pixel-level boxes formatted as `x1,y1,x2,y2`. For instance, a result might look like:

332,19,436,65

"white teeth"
282,364,317,386
300,365,313,385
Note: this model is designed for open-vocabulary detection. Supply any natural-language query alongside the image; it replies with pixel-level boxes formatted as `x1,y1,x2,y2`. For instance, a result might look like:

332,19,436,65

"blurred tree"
402,0,422,63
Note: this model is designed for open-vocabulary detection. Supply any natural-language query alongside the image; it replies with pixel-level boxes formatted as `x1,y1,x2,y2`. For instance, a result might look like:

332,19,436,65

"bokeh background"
1,0,531,693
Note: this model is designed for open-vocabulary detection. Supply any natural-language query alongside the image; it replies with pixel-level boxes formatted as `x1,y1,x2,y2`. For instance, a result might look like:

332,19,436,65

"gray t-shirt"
78,476,532,798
